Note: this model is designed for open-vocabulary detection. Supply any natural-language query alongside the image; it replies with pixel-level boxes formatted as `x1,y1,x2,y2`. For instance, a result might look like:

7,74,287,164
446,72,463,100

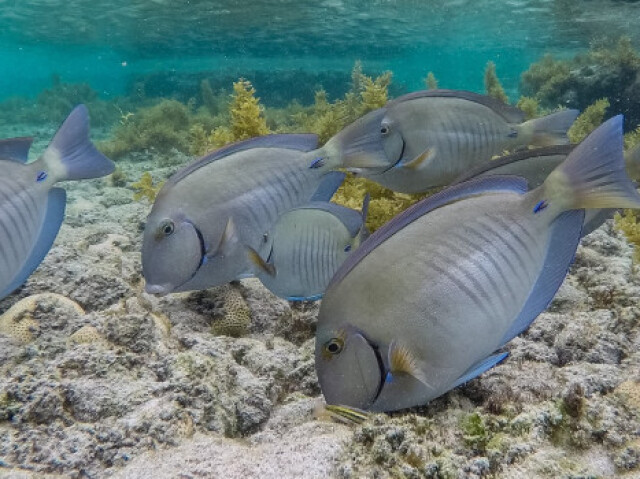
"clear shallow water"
2,0,640,101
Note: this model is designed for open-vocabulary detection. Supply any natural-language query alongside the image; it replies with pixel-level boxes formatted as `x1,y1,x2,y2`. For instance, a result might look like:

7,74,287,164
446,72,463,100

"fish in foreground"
0,105,115,301
453,142,640,235
248,195,369,301
142,134,344,295
315,115,640,412
311,89,579,194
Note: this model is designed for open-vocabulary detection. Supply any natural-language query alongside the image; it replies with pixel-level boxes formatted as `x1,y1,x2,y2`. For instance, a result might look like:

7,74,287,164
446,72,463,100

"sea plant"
614,209,640,265
516,96,540,120
425,71,438,90
484,61,509,104
131,172,165,203
567,98,610,144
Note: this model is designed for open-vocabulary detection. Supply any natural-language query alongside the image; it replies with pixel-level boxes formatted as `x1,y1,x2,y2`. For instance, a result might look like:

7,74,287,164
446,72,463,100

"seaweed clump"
484,61,509,104
614,209,640,265
131,172,165,203
425,72,438,90
567,98,610,144
99,99,192,160
521,38,640,128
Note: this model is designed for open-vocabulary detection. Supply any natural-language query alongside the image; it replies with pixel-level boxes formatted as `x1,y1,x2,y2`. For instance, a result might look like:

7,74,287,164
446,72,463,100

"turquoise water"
2,0,640,103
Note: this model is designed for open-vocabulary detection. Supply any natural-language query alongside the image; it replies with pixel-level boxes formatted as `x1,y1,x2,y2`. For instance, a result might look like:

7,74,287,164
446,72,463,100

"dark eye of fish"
380,125,390,135
324,338,344,355
160,220,175,236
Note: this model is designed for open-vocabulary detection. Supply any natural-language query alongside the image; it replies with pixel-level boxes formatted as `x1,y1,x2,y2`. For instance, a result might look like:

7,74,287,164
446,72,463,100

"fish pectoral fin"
451,352,509,389
398,147,436,170
388,340,431,388
247,246,276,276
217,217,239,255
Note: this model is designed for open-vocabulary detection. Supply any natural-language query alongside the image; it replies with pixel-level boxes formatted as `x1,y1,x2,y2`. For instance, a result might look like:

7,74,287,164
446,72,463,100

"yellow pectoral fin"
401,147,436,170
388,340,432,388
247,247,276,276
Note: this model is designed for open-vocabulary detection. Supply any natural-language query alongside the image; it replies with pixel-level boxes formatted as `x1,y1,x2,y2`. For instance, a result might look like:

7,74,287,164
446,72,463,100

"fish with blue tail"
311,89,579,194
0,105,115,301
247,195,369,301
453,141,640,235
315,115,640,412
142,134,345,295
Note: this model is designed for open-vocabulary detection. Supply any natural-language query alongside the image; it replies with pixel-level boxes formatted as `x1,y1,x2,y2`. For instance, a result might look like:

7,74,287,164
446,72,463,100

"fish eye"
324,338,344,355
159,220,175,237
380,125,390,135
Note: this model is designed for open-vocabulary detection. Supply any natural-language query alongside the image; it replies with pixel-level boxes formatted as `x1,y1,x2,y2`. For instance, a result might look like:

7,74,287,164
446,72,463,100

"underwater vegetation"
521,37,640,128
567,98,610,144
131,172,165,203
484,61,509,103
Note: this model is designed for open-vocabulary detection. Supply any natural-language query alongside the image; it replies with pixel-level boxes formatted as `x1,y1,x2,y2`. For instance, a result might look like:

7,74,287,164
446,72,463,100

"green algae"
516,96,540,120
567,98,610,144
484,61,509,103
131,172,165,202
425,72,439,90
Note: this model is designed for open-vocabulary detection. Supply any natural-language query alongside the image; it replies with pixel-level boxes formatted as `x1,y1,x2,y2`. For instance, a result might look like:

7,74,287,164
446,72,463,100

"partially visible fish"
315,115,640,412
0,105,115,301
453,143,640,235
247,195,369,301
311,89,579,193
142,134,344,295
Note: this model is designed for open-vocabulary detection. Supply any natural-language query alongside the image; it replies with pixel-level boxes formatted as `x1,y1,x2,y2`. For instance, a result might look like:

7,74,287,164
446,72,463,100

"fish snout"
145,282,172,296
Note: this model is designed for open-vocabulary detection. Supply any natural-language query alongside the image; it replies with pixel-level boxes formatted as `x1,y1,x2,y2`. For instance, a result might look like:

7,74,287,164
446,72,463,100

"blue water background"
1,0,639,102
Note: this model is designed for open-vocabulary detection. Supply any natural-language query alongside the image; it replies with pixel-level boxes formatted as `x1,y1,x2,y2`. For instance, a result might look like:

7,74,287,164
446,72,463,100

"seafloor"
0,122,639,479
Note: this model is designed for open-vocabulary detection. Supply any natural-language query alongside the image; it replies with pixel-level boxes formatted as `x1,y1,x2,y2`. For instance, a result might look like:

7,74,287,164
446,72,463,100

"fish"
247,195,369,301
0,105,115,301
142,134,345,295
453,142,640,235
315,115,640,412
311,89,579,194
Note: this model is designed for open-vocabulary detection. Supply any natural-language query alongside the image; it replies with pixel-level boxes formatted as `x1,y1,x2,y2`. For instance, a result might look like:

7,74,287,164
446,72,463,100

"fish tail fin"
624,142,640,181
522,109,580,146
543,115,640,211
42,104,115,182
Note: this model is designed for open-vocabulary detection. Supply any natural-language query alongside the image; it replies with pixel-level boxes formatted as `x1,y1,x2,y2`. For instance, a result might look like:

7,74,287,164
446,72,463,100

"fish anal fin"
451,352,509,389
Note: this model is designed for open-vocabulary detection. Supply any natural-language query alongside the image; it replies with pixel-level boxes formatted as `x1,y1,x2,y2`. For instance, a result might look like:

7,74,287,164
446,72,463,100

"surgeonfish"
142,134,345,295
453,142,640,235
315,115,640,412
0,105,115,301
311,89,579,194
248,195,369,301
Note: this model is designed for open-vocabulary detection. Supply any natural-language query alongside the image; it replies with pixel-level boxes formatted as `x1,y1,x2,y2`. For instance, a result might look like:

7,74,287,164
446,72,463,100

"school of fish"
3,89,639,413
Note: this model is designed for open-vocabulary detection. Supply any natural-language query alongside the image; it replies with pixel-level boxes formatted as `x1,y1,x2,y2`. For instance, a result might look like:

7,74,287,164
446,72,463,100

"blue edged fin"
310,172,346,202
168,133,319,187
0,137,33,163
43,104,115,181
287,294,323,302
328,175,529,289
451,352,509,389
581,208,617,237
499,209,584,346
0,188,66,299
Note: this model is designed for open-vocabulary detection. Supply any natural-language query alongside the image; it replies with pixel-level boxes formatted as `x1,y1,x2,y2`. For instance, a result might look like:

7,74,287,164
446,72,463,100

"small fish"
142,134,345,295
247,195,369,301
0,105,115,301
315,116,640,412
312,89,579,193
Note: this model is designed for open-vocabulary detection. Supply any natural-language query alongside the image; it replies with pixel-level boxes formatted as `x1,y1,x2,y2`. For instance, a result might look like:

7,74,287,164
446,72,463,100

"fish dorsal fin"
296,201,363,238
453,145,575,185
451,352,509,389
168,134,319,187
499,209,584,346
328,175,528,289
0,137,33,163
389,89,525,124
0,188,66,299
310,172,346,202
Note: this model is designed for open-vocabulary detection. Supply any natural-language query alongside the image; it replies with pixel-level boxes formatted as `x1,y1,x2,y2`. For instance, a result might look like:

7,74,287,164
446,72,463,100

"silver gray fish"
312,89,579,193
142,134,344,295
454,143,640,235
0,105,115,301
248,196,369,301
315,115,640,412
